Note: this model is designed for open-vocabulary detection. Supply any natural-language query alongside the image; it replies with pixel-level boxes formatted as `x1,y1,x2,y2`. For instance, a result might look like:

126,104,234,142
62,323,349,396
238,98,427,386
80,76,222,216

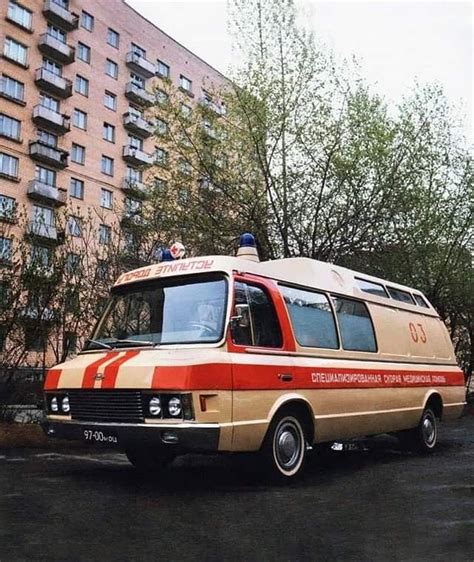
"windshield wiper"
111,338,156,347
85,339,113,350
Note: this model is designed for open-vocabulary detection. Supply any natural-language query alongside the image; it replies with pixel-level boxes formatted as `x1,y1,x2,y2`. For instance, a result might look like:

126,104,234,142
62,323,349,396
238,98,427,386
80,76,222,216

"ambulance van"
42,234,466,480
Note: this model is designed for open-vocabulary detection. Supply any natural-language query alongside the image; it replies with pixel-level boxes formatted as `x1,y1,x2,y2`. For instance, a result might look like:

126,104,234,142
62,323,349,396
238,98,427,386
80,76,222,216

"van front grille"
68,390,144,423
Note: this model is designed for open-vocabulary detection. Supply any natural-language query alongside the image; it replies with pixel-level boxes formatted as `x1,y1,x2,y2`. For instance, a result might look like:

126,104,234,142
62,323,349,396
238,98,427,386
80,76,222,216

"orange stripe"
82,352,120,388
101,350,141,389
44,369,62,390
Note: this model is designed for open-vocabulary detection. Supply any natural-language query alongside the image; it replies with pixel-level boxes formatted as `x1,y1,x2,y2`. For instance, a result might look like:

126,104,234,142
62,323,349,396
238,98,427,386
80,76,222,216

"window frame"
107,28,120,48
77,42,91,64
330,294,378,353
81,10,94,31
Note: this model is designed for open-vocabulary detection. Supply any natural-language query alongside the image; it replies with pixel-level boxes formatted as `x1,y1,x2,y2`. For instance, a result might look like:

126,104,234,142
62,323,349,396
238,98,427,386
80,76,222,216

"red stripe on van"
101,350,141,389
44,369,62,390
151,363,463,391
82,352,120,388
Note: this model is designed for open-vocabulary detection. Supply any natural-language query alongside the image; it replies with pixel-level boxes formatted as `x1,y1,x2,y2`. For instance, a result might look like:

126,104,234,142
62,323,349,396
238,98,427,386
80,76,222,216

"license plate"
83,429,118,444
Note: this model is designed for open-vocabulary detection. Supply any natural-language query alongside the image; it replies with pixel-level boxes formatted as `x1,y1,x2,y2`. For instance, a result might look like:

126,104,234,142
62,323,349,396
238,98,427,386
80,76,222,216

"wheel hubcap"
275,421,302,470
422,415,436,446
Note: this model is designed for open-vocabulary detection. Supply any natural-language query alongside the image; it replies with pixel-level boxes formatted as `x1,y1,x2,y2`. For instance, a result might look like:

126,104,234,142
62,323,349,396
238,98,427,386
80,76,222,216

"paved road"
0,416,473,562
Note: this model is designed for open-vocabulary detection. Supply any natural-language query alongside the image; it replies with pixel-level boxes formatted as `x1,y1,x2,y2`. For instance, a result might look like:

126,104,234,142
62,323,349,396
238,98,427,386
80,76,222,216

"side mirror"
231,303,250,329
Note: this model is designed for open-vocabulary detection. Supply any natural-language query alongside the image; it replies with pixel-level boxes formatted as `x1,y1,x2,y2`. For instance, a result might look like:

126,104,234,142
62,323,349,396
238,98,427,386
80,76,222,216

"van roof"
114,255,437,317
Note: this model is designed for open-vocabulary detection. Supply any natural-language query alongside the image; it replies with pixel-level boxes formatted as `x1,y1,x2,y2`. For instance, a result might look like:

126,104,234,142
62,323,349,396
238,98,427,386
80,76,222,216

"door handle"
278,373,293,382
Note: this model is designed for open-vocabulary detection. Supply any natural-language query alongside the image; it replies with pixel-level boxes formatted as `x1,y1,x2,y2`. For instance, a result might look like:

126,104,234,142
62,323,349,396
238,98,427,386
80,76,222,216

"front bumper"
41,419,220,452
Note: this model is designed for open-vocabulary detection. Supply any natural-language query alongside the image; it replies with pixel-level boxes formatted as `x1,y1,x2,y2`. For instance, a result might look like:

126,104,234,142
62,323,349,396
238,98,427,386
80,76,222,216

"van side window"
331,297,377,352
232,282,282,348
413,294,429,308
356,278,388,298
387,287,415,304
281,285,338,349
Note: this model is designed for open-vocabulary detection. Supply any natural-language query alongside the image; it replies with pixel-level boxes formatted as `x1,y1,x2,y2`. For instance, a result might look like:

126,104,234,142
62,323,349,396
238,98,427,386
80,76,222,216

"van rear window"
331,297,377,352
281,286,338,349
387,287,415,304
356,278,388,298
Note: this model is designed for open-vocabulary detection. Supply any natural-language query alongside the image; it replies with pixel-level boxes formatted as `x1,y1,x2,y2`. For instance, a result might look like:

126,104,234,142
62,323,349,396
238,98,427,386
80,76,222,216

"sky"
127,0,473,145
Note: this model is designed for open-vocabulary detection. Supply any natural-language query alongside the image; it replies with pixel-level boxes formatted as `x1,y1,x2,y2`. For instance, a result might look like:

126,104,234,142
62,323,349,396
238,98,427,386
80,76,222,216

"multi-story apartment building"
0,0,227,249
0,0,228,368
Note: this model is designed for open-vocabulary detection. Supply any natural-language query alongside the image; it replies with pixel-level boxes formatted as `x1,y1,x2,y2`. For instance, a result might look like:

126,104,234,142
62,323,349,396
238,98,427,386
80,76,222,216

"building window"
0,114,21,141
70,177,84,199
42,57,62,76
125,197,141,217
37,129,57,147
180,103,192,119
101,155,114,176
3,37,28,67
99,224,111,245
105,59,118,79
103,122,115,143
100,188,113,209
130,72,144,89
7,1,33,31
77,42,91,63
128,135,143,150
66,253,79,274
73,108,87,130
104,91,116,110
0,194,16,220
154,177,167,193
47,24,66,44
156,89,168,106
156,59,170,78
180,75,192,93
71,143,85,165
155,118,168,136
75,75,89,96
35,165,56,186
68,215,82,237
131,43,146,58
127,166,142,183
39,93,59,112
0,74,24,103
33,204,54,227
0,237,12,263
96,260,108,280
155,147,168,167
81,10,94,31
178,159,192,176
107,28,120,48
0,152,18,179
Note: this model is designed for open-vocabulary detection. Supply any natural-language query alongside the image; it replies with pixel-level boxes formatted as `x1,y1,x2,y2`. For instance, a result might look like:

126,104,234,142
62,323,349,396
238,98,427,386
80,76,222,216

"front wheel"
260,412,307,482
398,407,438,453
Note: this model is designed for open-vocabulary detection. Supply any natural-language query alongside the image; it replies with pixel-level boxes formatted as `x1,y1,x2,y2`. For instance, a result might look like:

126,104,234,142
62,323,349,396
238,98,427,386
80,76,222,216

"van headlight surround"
142,393,193,420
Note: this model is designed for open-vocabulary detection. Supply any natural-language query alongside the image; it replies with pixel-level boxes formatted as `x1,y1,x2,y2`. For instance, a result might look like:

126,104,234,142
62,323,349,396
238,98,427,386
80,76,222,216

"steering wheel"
189,322,216,335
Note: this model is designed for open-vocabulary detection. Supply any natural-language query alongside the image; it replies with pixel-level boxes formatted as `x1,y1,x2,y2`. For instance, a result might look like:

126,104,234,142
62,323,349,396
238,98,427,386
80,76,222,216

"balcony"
35,67,72,98
27,180,67,207
29,141,68,169
125,51,155,79
27,221,58,243
38,33,75,64
32,105,70,134
123,112,153,138
121,213,147,230
42,0,79,31
125,82,154,107
122,145,153,166
122,177,147,197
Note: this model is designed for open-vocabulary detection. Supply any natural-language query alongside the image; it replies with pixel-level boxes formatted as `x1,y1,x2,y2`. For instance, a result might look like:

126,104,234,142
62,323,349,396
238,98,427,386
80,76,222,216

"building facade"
0,0,227,368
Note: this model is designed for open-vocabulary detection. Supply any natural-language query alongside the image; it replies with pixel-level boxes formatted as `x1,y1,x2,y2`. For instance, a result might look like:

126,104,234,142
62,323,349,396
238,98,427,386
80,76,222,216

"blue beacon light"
161,249,174,262
236,232,260,262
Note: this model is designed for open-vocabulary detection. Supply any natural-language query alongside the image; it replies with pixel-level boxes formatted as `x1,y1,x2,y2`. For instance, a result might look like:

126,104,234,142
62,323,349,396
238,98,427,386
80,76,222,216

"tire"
125,446,176,472
398,407,438,454
260,411,307,482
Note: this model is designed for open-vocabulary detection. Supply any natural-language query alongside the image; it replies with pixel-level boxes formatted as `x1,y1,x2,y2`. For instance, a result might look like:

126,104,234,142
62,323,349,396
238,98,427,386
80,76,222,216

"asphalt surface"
0,416,473,562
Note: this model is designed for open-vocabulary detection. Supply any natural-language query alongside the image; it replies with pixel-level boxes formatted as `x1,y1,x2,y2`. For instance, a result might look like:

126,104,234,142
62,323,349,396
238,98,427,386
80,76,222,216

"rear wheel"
398,407,438,453
260,411,307,482
125,446,176,472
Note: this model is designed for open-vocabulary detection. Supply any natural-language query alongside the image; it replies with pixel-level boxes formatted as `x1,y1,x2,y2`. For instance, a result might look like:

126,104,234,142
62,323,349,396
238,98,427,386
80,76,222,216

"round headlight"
51,396,58,413
61,396,70,413
149,396,162,417
168,396,182,417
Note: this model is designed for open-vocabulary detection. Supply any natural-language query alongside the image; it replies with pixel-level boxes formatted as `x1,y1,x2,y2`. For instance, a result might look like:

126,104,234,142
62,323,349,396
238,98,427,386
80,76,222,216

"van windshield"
84,274,228,350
